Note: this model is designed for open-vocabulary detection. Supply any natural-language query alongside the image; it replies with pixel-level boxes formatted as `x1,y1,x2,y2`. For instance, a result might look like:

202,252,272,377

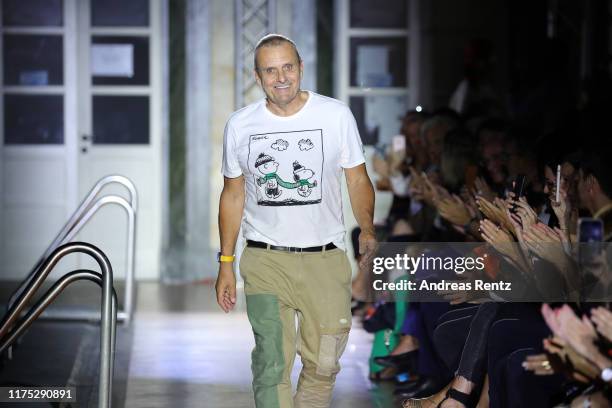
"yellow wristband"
217,253,235,263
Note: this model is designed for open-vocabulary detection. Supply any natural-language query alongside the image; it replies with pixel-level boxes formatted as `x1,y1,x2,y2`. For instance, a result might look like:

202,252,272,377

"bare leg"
391,335,419,355
476,376,489,408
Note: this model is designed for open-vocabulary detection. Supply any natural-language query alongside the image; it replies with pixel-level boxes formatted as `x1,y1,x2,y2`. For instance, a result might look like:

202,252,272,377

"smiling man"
216,34,377,408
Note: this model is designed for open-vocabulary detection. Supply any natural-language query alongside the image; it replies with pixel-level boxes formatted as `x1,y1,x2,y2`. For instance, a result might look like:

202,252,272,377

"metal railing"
0,242,117,408
6,175,137,325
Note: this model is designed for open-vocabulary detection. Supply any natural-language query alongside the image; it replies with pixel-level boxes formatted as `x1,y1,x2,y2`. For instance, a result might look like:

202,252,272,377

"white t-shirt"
221,91,365,248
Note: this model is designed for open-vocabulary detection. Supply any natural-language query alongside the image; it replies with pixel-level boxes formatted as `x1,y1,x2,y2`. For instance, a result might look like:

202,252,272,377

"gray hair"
253,33,302,70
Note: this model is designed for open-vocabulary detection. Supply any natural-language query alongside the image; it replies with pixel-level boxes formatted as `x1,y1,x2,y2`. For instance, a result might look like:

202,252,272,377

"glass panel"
4,94,64,144
91,36,149,85
350,0,407,28
93,95,149,144
349,95,407,146
350,37,407,88
2,0,63,26
91,0,149,27
3,34,63,86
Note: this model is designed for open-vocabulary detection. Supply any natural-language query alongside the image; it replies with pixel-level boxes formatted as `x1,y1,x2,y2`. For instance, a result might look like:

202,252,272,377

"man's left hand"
358,228,378,271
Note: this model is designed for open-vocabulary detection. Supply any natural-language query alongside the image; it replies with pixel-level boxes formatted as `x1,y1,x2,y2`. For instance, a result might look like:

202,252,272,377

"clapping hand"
474,176,496,202
510,196,539,230
480,218,525,268
477,196,513,234
522,223,568,267
437,194,472,227
591,307,612,342
541,304,598,359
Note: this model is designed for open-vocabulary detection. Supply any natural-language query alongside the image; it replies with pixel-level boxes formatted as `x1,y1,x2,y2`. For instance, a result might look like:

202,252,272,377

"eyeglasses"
258,63,298,78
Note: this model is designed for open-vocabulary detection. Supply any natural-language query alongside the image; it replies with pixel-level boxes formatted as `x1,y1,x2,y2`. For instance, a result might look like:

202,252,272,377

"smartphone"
510,174,526,214
555,164,561,202
578,218,603,265
512,174,526,198
392,135,406,152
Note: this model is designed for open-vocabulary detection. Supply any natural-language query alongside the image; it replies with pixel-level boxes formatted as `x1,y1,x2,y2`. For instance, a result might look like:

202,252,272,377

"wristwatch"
216,252,235,263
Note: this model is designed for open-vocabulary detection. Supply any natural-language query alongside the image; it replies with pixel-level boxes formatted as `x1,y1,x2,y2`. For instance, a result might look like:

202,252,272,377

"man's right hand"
215,262,237,313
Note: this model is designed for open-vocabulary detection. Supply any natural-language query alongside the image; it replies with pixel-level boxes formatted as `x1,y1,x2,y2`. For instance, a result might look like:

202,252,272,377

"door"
75,0,162,281
0,0,79,280
0,0,163,284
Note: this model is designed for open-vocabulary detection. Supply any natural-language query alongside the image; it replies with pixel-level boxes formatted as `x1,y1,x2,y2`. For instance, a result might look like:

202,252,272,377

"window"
92,96,149,144
4,94,64,144
3,34,64,86
2,0,63,27
90,0,149,27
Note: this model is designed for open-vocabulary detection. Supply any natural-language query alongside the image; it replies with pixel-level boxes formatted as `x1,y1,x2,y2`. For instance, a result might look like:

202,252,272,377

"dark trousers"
434,303,499,387
414,302,454,383
487,303,565,408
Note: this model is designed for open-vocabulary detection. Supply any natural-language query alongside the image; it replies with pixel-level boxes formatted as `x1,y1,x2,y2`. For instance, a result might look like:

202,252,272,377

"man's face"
254,42,303,108
401,119,423,149
424,124,447,166
543,163,578,202
577,169,590,210
480,135,507,184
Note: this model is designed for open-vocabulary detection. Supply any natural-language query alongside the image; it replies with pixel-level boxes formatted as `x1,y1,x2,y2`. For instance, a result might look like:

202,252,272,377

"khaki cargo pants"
239,245,353,408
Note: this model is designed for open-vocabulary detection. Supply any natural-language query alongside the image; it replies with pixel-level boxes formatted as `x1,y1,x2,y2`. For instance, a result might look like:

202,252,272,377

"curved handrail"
45,175,137,261
7,195,136,325
60,196,135,324
0,270,117,354
0,270,118,386
0,242,116,408
6,175,137,320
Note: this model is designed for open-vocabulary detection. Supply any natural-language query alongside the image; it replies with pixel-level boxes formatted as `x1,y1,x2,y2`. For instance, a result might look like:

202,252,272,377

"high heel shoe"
374,350,418,369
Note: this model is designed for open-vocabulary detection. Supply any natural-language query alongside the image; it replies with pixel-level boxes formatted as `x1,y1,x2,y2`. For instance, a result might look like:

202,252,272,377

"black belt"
246,240,337,252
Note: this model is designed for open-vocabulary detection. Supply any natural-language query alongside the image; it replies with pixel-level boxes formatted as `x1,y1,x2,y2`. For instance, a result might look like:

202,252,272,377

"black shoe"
351,299,366,315
394,377,445,399
374,350,418,369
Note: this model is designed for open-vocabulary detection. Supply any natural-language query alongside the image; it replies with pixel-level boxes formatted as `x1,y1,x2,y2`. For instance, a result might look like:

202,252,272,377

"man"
577,148,612,240
216,34,377,408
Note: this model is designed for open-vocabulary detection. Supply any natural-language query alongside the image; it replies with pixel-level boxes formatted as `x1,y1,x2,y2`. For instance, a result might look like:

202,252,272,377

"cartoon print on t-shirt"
271,139,289,151
298,139,314,151
254,153,283,198
292,161,317,197
248,130,323,206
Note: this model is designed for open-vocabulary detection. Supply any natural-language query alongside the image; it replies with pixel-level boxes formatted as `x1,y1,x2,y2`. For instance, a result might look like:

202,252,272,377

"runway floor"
124,282,400,408
0,281,401,407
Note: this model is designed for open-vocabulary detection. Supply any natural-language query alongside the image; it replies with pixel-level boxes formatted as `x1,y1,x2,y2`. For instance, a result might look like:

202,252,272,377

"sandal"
436,388,473,408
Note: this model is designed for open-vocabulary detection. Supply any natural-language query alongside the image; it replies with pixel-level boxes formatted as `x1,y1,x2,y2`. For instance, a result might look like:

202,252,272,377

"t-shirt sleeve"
340,106,366,168
221,121,243,178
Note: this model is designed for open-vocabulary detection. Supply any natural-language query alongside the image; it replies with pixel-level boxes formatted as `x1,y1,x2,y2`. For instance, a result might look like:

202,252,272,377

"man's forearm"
218,189,244,256
348,177,375,234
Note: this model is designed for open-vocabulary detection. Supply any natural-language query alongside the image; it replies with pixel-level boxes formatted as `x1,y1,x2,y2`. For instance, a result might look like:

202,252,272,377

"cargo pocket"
315,330,349,377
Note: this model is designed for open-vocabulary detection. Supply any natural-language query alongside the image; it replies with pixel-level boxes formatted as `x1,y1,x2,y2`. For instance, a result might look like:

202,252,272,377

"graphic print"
249,130,323,206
